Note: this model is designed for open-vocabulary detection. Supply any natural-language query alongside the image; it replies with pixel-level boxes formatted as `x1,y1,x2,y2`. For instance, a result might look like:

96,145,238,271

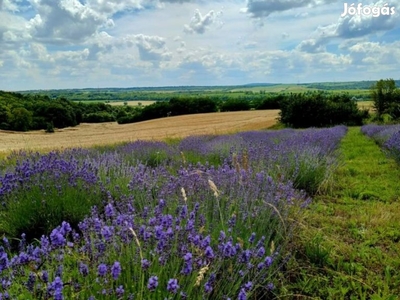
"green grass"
282,127,400,299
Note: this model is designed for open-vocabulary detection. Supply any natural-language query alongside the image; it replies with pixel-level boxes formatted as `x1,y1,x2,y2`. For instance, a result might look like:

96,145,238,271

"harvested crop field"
0,110,279,152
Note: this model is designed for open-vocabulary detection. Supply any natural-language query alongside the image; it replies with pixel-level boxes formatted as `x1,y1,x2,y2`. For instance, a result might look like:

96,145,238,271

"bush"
116,113,146,124
253,95,283,109
46,122,55,133
220,98,251,112
82,112,116,123
279,92,368,128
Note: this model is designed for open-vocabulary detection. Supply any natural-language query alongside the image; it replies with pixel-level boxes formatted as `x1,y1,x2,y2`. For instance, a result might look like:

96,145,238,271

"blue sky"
0,0,399,91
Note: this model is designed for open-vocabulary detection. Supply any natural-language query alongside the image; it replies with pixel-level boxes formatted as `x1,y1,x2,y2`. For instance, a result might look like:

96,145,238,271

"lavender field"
0,126,347,299
361,124,400,164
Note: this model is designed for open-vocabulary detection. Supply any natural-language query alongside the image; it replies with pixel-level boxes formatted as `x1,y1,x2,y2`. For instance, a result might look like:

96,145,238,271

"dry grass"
0,110,279,153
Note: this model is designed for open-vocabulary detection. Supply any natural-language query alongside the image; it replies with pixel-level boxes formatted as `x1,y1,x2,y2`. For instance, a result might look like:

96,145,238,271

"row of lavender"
361,124,400,164
0,126,347,299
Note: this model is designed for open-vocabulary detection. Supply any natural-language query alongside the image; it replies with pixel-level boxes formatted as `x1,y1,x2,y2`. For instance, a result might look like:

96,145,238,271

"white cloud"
0,0,399,90
296,38,326,52
28,0,111,44
244,0,335,18
184,9,223,34
134,34,172,63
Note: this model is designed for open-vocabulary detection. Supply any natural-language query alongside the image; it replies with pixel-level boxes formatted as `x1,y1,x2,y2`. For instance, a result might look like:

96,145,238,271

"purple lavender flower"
50,229,66,248
2,238,10,250
201,235,211,248
79,262,89,277
267,282,275,290
111,261,122,280
219,231,226,242
48,277,63,300
256,247,265,258
101,226,114,242
238,288,247,300
2,279,11,290
248,233,256,244
183,252,192,262
105,203,115,218
205,246,215,259
60,221,71,235
264,256,273,268
167,278,179,294
0,247,9,272
147,276,158,291
141,259,151,270
115,285,124,297
244,281,253,292
240,250,252,263
42,270,49,283
56,265,63,278
204,281,213,294
26,272,36,292
182,252,193,275
222,241,237,258
98,263,107,277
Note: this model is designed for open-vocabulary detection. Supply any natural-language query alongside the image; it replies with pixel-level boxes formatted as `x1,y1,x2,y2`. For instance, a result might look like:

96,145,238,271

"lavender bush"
361,124,400,163
178,126,347,195
361,124,400,146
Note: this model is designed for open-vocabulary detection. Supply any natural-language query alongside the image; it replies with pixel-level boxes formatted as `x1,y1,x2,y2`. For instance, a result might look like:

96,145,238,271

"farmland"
0,110,279,153
19,80,392,103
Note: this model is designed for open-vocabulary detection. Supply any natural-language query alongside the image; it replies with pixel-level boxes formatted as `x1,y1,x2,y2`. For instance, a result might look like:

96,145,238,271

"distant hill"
242,83,281,87
302,80,400,90
16,79,400,94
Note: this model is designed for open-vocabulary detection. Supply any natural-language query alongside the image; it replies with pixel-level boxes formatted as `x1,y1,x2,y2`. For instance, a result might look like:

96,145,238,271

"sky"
0,0,399,91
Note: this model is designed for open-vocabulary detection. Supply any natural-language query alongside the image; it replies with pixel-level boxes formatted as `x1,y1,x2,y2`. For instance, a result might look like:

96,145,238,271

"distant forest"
16,80,386,102
0,90,284,131
0,87,370,131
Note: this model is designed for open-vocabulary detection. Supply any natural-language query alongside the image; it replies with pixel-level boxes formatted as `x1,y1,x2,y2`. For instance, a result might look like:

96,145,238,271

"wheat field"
0,110,279,153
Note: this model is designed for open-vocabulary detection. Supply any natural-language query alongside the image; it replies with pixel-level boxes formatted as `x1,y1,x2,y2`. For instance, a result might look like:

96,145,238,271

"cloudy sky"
0,0,399,91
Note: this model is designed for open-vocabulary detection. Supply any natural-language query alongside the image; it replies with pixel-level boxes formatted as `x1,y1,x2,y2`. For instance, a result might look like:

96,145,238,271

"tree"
371,79,397,118
279,92,368,128
10,107,33,131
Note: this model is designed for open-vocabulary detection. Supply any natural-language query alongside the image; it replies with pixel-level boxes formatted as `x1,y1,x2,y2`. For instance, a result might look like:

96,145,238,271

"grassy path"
284,127,400,299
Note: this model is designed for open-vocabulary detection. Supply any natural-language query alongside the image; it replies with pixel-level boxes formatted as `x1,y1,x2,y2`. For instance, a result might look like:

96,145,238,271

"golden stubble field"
0,110,279,153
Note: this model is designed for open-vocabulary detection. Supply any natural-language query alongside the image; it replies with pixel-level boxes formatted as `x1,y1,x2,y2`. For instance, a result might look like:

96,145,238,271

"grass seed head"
181,187,187,202
208,179,220,197
195,265,209,287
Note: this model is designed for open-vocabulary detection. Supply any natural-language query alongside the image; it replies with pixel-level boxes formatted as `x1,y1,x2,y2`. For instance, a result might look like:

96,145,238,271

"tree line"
0,91,282,131
2,79,398,132
0,91,134,132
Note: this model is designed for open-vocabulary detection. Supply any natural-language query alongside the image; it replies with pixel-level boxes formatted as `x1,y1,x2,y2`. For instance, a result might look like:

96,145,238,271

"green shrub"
82,111,116,123
220,98,251,112
279,92,369,128
46,122,55,133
